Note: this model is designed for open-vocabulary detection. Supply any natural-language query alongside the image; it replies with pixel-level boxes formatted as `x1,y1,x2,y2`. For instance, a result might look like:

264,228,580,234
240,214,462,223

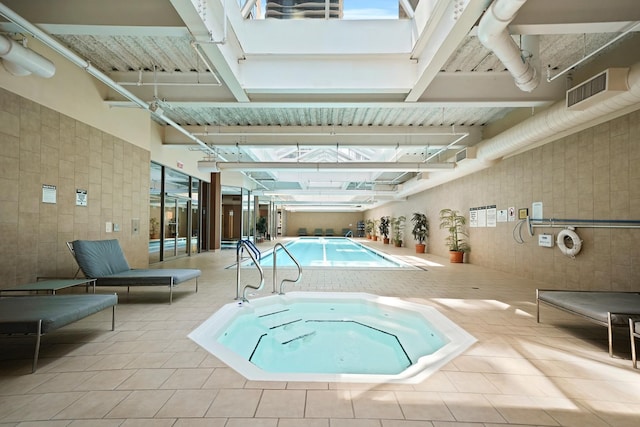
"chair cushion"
72,239,130,278
0,294,118,334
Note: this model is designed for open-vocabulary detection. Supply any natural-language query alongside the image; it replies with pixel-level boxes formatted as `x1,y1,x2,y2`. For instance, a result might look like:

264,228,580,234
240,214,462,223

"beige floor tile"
2,391,83,422
395,391,454,421
52,390,130,419
254,389,306,418
105,389,175,418
305,390,354,418
438,392,506,424
155,389,218,418
159,368,214,389
205,389,262,418
68,421,126,426
74,369,136,391
123,352,174,369
351,390,404,419
381,421,435,427
29,372,97,393
202,367,247,389
223,418,278,427
161,352,207,369
277,418,329,427
173,418,227,427
443,372,501,394
120,419,176,426
485,394,559,425
116,368,175,390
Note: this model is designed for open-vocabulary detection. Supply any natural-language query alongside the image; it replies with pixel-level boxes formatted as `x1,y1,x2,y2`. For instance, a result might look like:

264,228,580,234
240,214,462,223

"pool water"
189,292,477,383
258,237,410,268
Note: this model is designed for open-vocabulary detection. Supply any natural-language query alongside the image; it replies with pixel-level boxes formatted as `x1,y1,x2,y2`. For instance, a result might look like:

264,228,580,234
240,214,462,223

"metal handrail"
271,243,303,295
236,239,264,301
344,230,353,237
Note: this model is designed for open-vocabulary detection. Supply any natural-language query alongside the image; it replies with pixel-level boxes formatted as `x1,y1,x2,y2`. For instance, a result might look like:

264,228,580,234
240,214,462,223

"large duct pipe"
477,0,539,92
396,62,640,198
0,34,55,78
477,63,640,161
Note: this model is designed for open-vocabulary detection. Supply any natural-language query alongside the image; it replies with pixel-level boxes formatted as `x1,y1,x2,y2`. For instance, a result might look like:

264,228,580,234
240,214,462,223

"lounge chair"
68,239,201,304
298,228,308,236
325,228,335,236
0,294,117,372
537,289,640,358
313,228,323,236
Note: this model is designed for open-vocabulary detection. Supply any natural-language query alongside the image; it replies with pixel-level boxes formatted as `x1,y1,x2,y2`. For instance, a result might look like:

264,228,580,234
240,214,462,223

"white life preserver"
557,228,582,258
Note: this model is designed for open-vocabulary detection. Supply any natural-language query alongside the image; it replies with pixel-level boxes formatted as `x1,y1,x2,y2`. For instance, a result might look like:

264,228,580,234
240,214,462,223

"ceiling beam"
169,0,249,102
164,125,482,146
217,161,455,172
405,0,492,102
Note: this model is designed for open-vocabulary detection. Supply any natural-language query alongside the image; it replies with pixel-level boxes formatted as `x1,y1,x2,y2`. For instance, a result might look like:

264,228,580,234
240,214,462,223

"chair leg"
33,320,42,373
630,318,637,369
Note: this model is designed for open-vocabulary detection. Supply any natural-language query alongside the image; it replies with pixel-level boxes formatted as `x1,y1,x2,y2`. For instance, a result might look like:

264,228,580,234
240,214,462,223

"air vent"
455,147,476,163
566,68,628,111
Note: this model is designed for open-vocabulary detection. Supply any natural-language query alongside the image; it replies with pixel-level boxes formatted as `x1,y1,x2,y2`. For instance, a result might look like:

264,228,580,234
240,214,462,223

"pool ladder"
236,240,264,302
236,240,302,301
271,242,303,295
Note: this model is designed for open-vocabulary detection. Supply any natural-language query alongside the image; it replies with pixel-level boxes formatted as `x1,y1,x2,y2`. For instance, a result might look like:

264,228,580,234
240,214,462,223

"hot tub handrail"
236,239,264,301
272,242,303,295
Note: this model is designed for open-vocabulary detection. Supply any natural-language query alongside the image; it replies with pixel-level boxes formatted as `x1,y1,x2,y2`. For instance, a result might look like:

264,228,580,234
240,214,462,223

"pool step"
274,325,316,345
260,315,302,330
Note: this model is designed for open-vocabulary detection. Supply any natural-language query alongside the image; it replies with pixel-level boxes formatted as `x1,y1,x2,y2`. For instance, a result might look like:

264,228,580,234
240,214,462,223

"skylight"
250,0,417,20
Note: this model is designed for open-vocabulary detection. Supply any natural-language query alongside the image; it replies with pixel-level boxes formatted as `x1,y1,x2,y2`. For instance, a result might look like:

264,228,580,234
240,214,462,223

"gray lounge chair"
68,239,200,304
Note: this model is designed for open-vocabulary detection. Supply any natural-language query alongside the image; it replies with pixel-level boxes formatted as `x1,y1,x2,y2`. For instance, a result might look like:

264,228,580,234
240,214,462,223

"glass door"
163,196,190,259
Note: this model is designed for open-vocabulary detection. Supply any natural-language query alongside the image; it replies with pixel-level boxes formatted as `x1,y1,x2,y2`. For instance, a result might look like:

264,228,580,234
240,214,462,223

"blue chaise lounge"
0,294,118,372
68,239,201,304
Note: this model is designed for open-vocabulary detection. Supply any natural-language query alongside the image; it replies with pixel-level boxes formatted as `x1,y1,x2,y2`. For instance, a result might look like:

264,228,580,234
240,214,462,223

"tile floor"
1,238,640,426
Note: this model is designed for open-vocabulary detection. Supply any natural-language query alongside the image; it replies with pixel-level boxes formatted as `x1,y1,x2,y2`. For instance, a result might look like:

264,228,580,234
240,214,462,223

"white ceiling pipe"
477,0,539,92
0,4,215,156
0,34,55,78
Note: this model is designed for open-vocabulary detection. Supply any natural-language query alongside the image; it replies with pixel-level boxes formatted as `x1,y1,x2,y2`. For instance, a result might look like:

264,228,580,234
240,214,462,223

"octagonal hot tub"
188,292,476,384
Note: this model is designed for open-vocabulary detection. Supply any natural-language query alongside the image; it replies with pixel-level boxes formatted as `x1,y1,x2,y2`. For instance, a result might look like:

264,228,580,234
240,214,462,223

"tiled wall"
0,88,150,288
370,110,640,291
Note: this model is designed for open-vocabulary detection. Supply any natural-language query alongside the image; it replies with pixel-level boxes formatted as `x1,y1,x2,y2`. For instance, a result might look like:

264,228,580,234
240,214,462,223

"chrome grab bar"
344,230,353,237
272,242,303,295
236,239,264,301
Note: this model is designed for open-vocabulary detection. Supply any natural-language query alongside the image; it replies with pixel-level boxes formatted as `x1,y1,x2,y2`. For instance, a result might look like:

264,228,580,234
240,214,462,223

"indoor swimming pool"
188,292,476,384
258,237,411,268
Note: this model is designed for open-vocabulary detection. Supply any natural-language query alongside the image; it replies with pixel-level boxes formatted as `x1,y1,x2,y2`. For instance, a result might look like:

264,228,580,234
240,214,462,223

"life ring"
557,229,582,258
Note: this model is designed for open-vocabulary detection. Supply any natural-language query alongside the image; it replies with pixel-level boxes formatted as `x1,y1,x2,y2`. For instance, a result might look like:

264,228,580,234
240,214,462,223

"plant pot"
415,243,425,253
449,250,464,263
383,237,390,244
372,236,378,241
394,240,402,247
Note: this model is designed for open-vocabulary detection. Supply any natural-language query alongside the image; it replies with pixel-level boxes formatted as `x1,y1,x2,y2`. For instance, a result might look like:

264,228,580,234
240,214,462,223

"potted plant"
411,212,429,253
379,216,390,244
256,216,267,242
439,208,470,263
372,219,379,241
391,216,406,247
365,219,374,239
149,217,160,239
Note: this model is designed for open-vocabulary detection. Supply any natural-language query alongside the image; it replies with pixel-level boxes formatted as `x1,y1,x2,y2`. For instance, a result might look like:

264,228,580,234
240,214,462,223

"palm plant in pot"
411,212,429,253
365,219,374,239
372,218,380,241
391,215,406,247
439,208,470,263
379,216,390,244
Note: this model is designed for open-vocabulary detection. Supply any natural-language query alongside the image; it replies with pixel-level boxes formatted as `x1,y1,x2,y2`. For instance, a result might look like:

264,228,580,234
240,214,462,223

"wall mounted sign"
76,189,87,206
42,184,56,204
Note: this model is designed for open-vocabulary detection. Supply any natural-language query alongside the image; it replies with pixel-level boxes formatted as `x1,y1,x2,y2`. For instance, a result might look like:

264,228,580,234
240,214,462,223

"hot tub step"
274,326,316,345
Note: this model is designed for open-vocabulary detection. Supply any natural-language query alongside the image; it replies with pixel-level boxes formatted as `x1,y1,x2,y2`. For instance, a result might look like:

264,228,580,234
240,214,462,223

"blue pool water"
259,237,409,268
